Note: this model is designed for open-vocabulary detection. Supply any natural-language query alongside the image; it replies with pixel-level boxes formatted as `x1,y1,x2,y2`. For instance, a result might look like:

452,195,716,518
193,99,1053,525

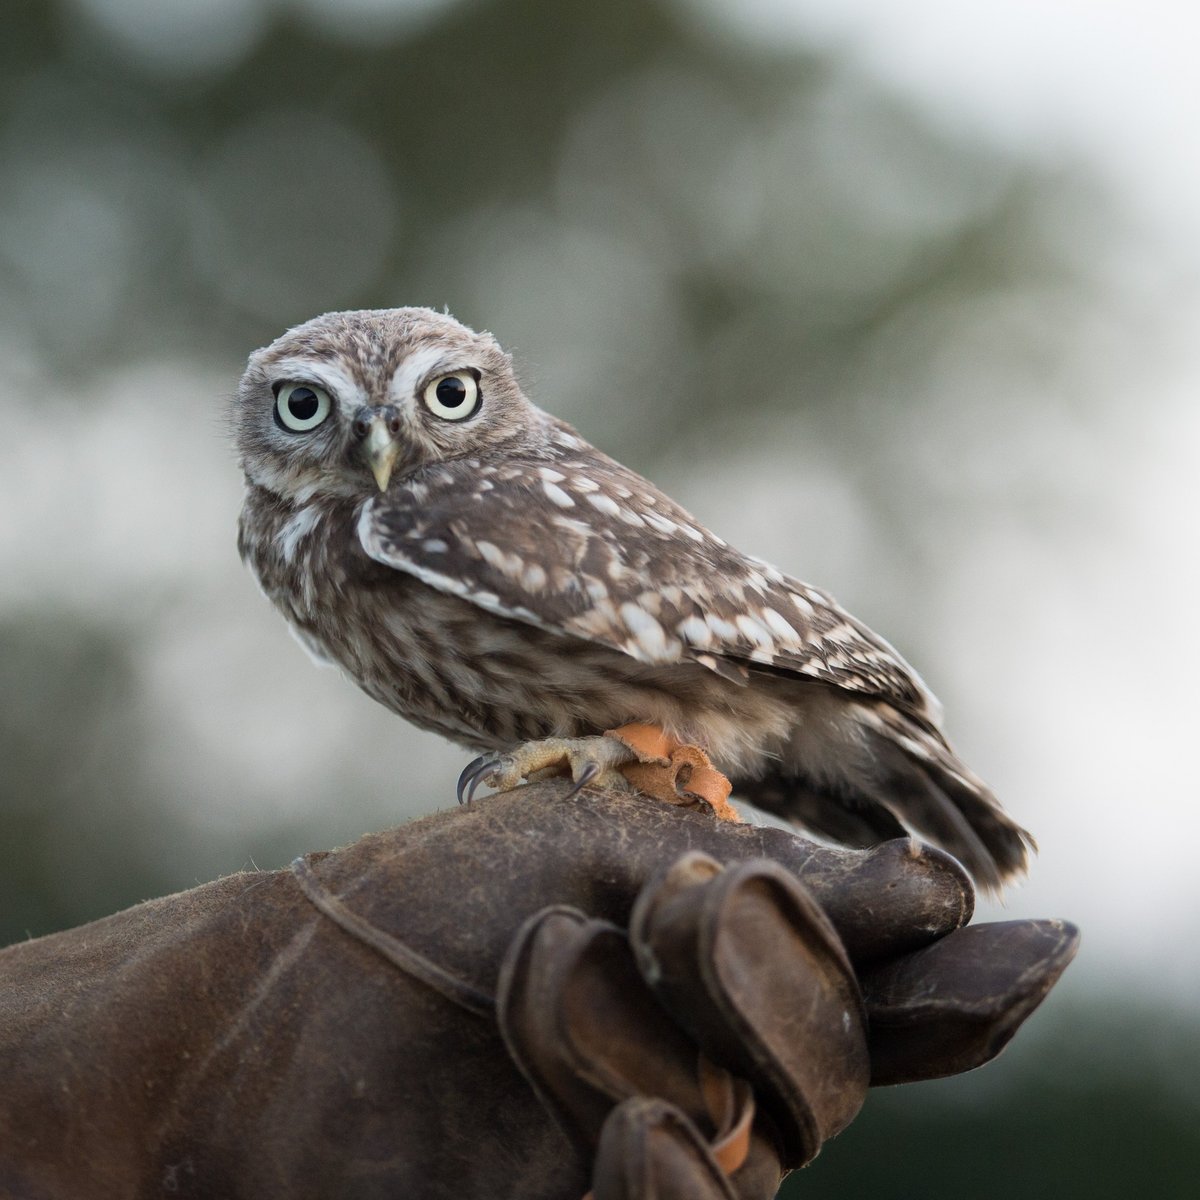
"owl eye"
274,383,332,432
423,373,480,422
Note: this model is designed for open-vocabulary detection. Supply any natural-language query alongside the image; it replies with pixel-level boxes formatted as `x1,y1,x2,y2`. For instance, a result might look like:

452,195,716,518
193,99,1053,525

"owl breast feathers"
235,307,1033,891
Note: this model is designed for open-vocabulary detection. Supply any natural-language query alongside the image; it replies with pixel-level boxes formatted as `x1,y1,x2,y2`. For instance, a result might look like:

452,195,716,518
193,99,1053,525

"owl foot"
475,735,640,801
457,724,738,822
455,742,625,807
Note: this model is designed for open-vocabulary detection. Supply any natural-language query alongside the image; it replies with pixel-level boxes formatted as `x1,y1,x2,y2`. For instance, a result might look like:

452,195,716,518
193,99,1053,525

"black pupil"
287,388,319,421
435,377,468,408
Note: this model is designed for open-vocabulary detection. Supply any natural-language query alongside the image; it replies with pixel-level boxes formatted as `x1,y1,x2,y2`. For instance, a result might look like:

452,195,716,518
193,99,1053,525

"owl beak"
362,417,401,492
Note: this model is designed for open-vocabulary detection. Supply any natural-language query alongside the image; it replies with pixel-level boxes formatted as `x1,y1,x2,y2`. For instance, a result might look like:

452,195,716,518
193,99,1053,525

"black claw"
465,760,497,806
566,761,601,798
456,755,492,806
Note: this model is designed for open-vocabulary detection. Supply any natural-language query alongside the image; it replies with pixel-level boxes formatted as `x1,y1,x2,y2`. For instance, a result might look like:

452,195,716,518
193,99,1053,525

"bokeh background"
2,0,1197,1193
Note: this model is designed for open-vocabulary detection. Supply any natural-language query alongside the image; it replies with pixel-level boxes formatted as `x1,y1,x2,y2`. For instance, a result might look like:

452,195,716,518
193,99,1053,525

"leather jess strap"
605,724,738,822
697,1055,755,1176
290,855,496,1019
581,1066,753,1200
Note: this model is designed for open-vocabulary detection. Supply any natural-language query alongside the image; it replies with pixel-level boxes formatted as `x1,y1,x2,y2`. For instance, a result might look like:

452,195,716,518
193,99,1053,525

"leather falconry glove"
0,781,1078,1199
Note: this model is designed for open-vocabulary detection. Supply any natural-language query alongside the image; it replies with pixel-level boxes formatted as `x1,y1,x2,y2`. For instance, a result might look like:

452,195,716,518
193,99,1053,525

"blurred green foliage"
1,2,1195,1196
793,999,1200,1196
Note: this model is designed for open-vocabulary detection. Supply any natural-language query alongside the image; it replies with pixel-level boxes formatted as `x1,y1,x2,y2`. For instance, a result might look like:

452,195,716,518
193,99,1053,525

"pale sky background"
2,0,1197,1004
725,0,1200,998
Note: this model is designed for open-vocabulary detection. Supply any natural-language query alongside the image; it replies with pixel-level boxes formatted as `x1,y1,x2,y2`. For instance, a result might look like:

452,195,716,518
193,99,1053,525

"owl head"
234,307,544,502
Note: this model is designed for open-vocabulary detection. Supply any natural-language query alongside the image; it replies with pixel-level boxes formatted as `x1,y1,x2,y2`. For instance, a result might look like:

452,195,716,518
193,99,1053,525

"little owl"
235,308,1032,891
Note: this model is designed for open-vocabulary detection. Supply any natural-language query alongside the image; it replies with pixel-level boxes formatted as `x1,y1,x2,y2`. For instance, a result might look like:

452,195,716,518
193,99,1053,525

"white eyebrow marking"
389,345,459,411
269,357,367,414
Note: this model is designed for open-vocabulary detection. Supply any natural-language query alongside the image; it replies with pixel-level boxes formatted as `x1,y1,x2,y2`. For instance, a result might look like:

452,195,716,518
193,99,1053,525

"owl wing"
358,451,943,726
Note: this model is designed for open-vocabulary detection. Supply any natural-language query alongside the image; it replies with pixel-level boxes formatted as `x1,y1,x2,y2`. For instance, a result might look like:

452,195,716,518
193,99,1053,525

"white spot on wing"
475,540,524,578
736,614,775,651
706,614,739,642
587,493,621,517
476,540,504,569
619,602,668,659
542,480,575,508
357,504,554,638
760,608,800,644
643,513,678,536
791,593,816,618
677,615,713,648
637,590,662,615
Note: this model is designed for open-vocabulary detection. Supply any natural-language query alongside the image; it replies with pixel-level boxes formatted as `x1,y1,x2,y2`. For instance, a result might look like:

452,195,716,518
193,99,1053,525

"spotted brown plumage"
235,307,1034,891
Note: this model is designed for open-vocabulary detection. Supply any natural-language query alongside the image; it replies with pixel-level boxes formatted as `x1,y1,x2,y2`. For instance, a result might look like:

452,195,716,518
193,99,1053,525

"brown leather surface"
0,780,1076,1199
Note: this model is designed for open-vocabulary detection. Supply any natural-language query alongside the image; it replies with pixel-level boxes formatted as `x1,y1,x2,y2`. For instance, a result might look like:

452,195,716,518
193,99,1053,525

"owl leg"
461,724,737,822
478,735,639,798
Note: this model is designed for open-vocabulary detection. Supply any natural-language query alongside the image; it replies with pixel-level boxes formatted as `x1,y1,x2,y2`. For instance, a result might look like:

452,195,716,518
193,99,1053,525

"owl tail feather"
737,715,1034,896
853,714,1035,896
738,779,908,851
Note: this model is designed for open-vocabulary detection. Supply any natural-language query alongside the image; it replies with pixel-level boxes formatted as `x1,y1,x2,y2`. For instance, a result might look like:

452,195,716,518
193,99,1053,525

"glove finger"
862,917,1081,1085
497,905,737,1157
754,832,976,964
591,1098,737,1200
726,1127,786,1200
630,853,869,1168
